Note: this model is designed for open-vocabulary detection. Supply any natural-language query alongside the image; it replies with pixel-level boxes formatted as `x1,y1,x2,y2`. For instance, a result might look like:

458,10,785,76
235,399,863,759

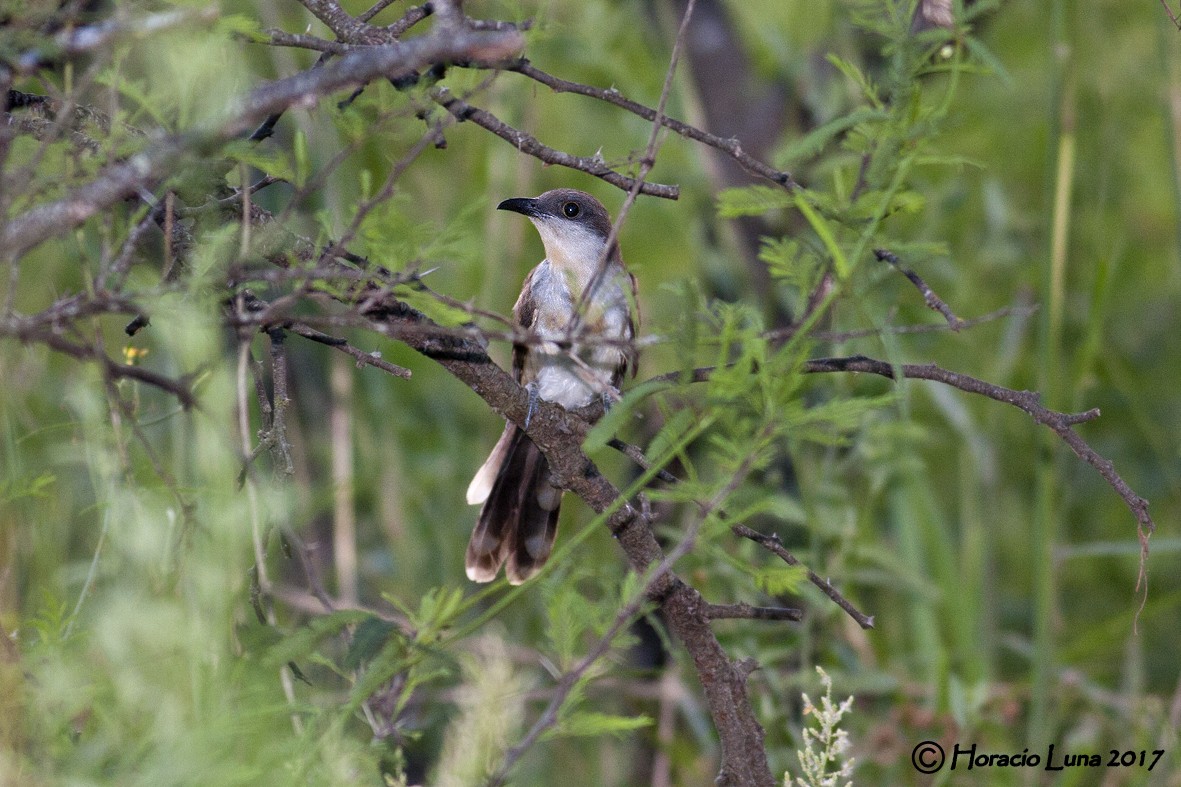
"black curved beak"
497,197,541,218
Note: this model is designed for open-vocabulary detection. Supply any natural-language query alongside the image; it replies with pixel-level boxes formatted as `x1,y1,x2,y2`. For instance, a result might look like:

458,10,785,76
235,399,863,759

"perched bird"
465,189,638,584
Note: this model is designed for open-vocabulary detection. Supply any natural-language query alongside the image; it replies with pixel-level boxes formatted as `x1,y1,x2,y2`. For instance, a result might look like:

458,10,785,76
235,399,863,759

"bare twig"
5,324,197,408
15,8,216,72
265,328,296,477
2,26,526,257
704,603,803,622
809,304,1036,342
288,324,412,378
799,354,1154,591
607,438,679,484
359,0,404,24
297,0,370,42
430,88,679,199
266,29,354,55
731,525,873,630
1162,0,1181,29
384,3,434,36
507,60,795,189
874,248,965,330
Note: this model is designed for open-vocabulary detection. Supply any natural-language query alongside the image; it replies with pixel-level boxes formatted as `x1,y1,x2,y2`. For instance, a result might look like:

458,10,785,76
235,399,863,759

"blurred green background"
1,0,1179,784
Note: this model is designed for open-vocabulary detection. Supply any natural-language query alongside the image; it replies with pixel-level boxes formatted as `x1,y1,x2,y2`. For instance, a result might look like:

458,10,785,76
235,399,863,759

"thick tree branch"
357,291,773,787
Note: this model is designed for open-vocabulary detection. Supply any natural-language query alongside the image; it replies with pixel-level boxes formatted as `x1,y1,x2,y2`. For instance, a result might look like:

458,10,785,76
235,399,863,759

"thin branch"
288,323,412,378
507,60,795,189
810,355,1150,527
15,8,216,72
809,304,1036,342
384,3,434,36
297,0,370,42
601,425,872,630
430,88,680,199
266,29,354,55
10,327,198,408
265,328,296,477
359,0,404,24
731,525,873,630
704,603,803,622
608,438,679,484
874,248,965,330
2,25,526,257
279,526,338,613
1162,0,1181,29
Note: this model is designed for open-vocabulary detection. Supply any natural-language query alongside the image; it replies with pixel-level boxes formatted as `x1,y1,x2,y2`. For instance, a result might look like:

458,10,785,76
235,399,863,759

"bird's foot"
523,381,540,430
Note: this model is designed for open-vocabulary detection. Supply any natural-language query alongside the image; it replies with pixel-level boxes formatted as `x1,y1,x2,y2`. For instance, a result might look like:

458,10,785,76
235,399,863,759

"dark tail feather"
465,426,562,584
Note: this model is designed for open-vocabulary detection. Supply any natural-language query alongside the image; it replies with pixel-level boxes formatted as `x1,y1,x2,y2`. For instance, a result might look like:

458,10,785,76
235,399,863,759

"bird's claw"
523,381,540,430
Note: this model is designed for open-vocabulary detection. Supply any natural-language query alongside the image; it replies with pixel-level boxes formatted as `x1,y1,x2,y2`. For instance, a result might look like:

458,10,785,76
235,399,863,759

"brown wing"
612,268,640,387
510,264,541,384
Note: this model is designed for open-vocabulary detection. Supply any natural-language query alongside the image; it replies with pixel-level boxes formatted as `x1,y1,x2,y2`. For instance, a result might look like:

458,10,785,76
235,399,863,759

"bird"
465,189,638,585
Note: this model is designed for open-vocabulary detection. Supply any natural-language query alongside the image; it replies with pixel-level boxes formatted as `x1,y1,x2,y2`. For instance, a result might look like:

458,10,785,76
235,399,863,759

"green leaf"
717,185,795,218
343,617,399,670
788,393,895,446
755,565,808,595
646,408,699,468
293,129,310,187
217,14,269,43
545,583,599,668
776,106,887,168
555,711,653,738
222,140,294,183
410,586,466,637
262,609,372,667
964,36,1013,87
394,287,475,328
825,53,881,107
0,471,55,503
583,377,672,454
794,192,850,280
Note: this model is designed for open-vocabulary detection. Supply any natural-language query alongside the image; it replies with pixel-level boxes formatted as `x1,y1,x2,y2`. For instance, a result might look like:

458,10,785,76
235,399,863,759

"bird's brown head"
497,189,618,271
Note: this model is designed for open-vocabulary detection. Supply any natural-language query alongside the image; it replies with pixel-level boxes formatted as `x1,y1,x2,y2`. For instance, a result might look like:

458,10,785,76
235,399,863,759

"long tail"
465,424,561,584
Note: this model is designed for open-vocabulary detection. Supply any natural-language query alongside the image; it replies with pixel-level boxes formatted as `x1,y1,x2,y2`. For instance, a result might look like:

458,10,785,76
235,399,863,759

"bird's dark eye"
562,202,580,218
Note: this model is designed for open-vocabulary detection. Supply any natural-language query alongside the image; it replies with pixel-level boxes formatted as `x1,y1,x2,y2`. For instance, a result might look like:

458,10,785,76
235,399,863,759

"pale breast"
525,261,632,409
